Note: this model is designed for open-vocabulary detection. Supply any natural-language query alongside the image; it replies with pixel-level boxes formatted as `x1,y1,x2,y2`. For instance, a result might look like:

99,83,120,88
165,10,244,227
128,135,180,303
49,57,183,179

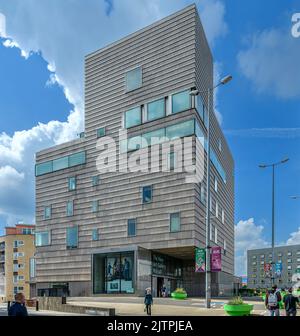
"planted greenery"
227,296,244,305
173,288,187,294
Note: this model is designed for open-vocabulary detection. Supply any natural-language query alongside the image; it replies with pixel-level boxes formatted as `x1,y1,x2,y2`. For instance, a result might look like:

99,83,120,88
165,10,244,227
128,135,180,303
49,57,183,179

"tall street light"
259,157,289,286
190,75,233,308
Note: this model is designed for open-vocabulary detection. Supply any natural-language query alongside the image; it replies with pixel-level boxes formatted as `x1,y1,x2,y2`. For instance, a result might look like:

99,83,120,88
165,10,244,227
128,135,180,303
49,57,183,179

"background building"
35,5,235,297
247,244,300,289
0,224,35,302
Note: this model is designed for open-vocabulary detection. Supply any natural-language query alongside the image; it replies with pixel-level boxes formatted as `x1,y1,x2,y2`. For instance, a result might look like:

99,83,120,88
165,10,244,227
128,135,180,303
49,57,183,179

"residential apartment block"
247,245,300,289
0,224,35,302
35,5,235,297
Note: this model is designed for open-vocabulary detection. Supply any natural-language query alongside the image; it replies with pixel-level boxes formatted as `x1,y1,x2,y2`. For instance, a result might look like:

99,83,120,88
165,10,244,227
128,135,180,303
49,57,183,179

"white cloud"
235,218,270,276
286,227,300,245
238,27,300,99
0,0,228,228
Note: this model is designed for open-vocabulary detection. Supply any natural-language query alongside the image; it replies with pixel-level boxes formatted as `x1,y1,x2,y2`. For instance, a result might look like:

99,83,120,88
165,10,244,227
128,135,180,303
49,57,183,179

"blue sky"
0,0,299,275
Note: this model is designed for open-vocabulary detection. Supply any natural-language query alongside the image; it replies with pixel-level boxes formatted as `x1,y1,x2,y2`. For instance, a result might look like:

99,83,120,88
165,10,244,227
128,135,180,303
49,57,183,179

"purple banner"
211,246,222,272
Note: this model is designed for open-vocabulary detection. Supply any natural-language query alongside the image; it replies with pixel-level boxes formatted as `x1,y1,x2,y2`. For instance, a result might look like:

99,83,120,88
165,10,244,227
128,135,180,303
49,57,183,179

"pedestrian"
8,293,28,316
144,288,153,316
283,287,300,316
265,285,282,317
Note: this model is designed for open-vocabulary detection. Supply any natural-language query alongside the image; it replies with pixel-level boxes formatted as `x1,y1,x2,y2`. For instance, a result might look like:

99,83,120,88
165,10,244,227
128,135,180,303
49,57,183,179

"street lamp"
191,74,233,308
259,157,289,286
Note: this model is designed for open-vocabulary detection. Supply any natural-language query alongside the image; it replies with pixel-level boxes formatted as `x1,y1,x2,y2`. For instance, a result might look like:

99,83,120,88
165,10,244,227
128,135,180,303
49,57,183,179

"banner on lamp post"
195,248,206,272
211,246,222,272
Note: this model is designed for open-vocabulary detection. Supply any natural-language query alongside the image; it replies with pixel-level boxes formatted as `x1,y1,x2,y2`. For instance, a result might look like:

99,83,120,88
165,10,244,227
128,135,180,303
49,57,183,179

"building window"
200,184,206,204
125,66,142,92
210,196,213,213
278,253,282,257
252,262,257,265
92,200,99,213
125,107,142,128
215,201,219,218
92,229,99,241
260,255,265,259
35,231,50,246
221,209,225,224
30,258,35,278
142,186,152,204
128,219,136,237
66,226,78,249
288,259,292,263
13,240,24,248
79,131,85,138
66,200,74,217
218,139,222,152
288,265,292,270
223,239,227,252
195,95,205,121
168,152,176,171
92,175,100,186
297,251,300,255
170,213,180,232
287,252,292,256
214,176,218,192
165,119,194,139
68,177,76,191
69,151,86,167
44,206,51,220
147,98,165,121
53,156,69,171
171,90,191,114
215,226,218,244
97,127,106,138
252,256,257,259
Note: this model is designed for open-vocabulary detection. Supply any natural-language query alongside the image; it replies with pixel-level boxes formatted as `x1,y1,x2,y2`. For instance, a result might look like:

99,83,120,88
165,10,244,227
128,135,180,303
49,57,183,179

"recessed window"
221,209,225,224
97,127,106,138
147,98,165,121
128,219,136,237
196,95,205,121
53,156,68,171
200,184,206,204
214,176,218,192
69,151,86,167
35,231,50,246
168,152,176,171
66,226,78,249
66,200,74,217
125,67,142,92
125,107,142,128
92,229,99,241
170,212,180,232
166,119,194,140
92,200,99,213
215,226,218,244
92,176,100,186
44,206,51,220
171,90,191,114
68,177,76,191
215,201,219,218
142,186,152,204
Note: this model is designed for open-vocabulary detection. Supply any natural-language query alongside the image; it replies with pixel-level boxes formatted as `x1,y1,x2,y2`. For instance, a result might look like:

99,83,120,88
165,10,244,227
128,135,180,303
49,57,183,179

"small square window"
128,219,136,237
44,206,51,220
124,107,142,128
92,176,100,186
142,186,152,204
170,213,180,232
171,90,191,114
147,98,165,121
97,127,106,138
125,67,142,92
92,229,99,241
68,177,76,191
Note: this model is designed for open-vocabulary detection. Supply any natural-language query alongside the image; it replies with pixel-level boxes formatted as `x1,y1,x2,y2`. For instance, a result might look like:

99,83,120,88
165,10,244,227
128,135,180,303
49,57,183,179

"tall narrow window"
215,226,218,244
147,98,165,121
66,200,74,217
170,213,180,232
128,219,136,237
168,152,176,171
142,186,152,204
125,107,142,128
66,226,78,249
221,209,225,224
215,201,219,218
92,200,99,213
125,67,142,92
92,229,99,241
214,176,218,192
68,177,76,191
200,184,206,204
92,175,100,186
44,206,51,220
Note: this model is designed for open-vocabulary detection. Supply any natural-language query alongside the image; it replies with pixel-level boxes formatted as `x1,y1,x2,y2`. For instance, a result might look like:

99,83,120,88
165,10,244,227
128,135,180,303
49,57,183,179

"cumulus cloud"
286,227,300,245
0,0,228,228
238,27,300,99
235,218,270,276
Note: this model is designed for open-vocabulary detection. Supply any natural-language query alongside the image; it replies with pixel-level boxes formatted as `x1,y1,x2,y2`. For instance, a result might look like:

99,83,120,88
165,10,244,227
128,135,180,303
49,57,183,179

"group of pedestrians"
265,285,299,316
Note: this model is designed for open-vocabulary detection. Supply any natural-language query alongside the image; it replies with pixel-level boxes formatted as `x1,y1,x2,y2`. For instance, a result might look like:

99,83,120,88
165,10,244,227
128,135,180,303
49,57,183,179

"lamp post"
259,158,289,286
191,75,232,308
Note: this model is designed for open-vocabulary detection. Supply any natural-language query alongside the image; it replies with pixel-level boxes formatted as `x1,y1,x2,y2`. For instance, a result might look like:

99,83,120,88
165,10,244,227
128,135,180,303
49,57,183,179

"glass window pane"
128,219,136,236
125,107,141,128
66,201,73,216
69,151,86,167
168,152,176,170
92,229,99,241
36,161,53,176
125,67,142,92
142,128,166,147
97,127,106,138
170,213,180,232
166,119,194,140
142,186,152,203
172,90,191,114
92,176,99,186
92,200,99,213
35,231,49,246
44,206,51,220
196,95,205,120
127,135,142,152
68,177,76,191
66,226,78,249
53,156,68,171
147,98,165,121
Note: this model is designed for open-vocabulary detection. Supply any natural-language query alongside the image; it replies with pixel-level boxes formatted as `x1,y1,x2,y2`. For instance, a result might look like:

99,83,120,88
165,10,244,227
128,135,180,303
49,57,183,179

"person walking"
265,285,282,316
8,293,28,316
283,287,300,316
144,288,153,316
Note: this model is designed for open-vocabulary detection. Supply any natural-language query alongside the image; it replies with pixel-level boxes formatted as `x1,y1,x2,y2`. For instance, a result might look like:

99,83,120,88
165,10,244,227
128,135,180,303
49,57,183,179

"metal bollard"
36,300,39,311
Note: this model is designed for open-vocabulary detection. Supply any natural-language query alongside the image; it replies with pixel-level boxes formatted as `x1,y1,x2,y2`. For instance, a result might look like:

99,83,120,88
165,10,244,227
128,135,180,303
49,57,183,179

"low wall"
37,297,115,316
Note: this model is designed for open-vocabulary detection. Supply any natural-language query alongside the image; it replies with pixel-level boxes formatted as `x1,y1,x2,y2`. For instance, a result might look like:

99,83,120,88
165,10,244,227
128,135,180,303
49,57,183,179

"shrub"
227,296,244,305
173,288,187,294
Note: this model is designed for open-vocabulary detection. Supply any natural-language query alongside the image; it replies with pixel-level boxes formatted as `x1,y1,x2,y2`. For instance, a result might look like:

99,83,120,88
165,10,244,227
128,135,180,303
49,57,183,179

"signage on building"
275,262,282,277
195,248,206,272
264,263,272,278
211,246,222,272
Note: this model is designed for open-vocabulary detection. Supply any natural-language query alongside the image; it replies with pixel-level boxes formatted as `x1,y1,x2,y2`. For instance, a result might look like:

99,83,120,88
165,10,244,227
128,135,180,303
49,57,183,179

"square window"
92,176,100,186
97,127,106,138
128,219,136,237
171,90,191,114
147,98,165,121
66,200,74,217
35,231,50,246
142,186,152,204
125,107,142,128
125,67,142,92
92,229,99,241
92,200,99,213
66,226,78,249
68,177,76,191
44,206,51,220
170,213,180,232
